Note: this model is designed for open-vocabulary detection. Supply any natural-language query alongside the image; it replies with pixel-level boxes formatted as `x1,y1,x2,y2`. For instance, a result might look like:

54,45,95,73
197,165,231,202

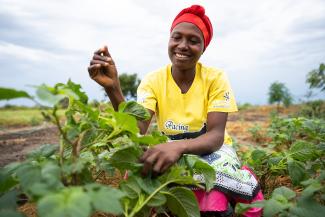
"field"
0,82,324,217
0,105,292,167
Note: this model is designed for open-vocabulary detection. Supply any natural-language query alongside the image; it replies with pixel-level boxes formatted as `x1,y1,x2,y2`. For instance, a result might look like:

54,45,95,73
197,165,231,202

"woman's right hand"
88,46,119,89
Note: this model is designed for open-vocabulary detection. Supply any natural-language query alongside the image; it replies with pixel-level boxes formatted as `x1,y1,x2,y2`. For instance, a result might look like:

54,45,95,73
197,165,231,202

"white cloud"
0,0,324,105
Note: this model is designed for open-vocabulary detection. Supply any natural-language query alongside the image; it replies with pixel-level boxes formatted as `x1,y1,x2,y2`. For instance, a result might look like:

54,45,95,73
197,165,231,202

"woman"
88,5,263,217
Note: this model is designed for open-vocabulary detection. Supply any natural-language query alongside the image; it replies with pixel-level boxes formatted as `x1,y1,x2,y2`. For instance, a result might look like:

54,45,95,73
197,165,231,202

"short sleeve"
137,75,157,113
207,71,238,113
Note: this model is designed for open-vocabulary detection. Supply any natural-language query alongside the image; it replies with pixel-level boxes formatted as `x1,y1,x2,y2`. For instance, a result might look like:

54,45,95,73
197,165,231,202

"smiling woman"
88,4,263,217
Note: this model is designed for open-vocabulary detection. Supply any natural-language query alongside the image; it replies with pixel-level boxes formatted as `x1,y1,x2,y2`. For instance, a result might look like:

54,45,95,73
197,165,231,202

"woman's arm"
88,46,154,134
140,112,228,175
88,46,126,111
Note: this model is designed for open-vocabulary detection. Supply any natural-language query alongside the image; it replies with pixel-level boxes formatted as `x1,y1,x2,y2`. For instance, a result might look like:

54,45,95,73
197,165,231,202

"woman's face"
168,22,204,71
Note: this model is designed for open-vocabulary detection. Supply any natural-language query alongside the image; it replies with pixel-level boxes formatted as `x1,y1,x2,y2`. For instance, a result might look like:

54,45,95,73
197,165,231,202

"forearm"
175,129,224,156
104,85,125,111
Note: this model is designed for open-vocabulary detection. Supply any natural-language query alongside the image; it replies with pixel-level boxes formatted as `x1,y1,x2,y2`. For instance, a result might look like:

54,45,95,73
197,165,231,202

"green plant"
236,172,325,217
0,81,215,217
248,124,264,143
268,82,292,111
299,100,325,119
306,63,325,92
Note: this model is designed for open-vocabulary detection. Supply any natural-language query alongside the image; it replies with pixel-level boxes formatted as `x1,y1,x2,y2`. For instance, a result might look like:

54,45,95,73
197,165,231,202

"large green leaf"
188,155,215,191
118,101,150,120
0,167,18,193
262,197,290,217
28,162,63,197
65,80,88,104
120,176,141,199
85,183,125,215
37,187,91,217
15,163,42,192
163,187,200,217
109,145,143,172
35,85,65,106
0,210,26,217
113,112,139,135
27,144,58,160
287,159,308,185
272,186,296,200
289,141,317,161
0,190,18,210
147,192,166,207
134,175,161,194
0,87,31,101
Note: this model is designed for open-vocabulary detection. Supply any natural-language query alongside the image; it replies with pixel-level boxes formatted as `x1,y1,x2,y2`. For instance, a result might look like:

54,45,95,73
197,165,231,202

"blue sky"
0,0,324,106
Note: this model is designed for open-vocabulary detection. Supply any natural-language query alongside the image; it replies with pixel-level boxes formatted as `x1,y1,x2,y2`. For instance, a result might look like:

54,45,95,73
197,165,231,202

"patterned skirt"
192,144,260,201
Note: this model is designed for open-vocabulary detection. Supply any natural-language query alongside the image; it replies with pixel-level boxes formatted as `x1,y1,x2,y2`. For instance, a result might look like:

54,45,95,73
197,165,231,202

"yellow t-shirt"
137,62,238,145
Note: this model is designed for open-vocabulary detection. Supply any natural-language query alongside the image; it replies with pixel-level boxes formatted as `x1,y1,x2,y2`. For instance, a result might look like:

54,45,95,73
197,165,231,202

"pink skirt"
193,165,264,217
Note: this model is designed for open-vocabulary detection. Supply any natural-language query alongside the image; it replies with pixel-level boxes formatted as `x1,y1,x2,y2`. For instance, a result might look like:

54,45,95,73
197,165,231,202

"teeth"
176,53,188,58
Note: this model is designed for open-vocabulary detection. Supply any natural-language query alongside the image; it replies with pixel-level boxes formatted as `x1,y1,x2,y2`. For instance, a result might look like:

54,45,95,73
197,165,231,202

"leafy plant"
306,63,325,92
0,81,216,217
236,172,325,217
268,81,292,111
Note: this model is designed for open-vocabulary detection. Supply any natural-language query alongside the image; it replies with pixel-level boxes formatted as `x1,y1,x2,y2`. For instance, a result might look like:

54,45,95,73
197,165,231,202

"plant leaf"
118,101,150,120
0,210,26,217
0,87,31,101
272,186,296,200
109,145,143,172
85,183,125,215
37,187,91,217
287,159,308,185
163,187,200,217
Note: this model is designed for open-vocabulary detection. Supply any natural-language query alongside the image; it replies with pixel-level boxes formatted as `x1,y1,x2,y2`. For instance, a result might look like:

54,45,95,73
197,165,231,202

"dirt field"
0,124,59,167
0,105,299,167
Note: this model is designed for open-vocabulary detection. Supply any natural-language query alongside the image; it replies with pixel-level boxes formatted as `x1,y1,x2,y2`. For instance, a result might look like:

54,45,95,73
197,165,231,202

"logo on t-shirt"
164,120,189,132
212,91,231,108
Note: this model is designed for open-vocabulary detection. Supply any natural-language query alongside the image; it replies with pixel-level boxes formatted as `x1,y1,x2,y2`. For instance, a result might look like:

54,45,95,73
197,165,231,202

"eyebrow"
171,31,203,40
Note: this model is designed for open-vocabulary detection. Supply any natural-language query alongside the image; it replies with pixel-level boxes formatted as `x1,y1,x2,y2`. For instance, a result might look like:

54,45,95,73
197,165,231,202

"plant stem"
127,179,183,217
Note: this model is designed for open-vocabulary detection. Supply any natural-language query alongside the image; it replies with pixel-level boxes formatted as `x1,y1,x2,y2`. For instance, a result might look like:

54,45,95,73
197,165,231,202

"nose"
178,39,189,50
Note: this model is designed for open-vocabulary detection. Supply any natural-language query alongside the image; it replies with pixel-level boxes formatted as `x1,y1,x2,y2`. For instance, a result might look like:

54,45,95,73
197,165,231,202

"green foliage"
306,63,325,92
118,101,150,121
0,88,31,101
118,73,141,100
299,100,325,119
248,124,264,143
240,114,324,197
0,81,215,217
236,173,325,217
268,81,292,109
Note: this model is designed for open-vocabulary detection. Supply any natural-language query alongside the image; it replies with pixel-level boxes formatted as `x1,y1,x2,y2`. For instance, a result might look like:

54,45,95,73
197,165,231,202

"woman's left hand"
140,142,184,176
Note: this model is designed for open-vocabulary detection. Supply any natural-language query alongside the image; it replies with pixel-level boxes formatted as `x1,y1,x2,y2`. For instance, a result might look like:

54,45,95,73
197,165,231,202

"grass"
0,109,65,128
0,109,43,128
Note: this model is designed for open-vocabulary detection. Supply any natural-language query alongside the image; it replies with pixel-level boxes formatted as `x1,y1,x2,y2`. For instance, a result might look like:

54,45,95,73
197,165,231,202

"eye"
189,37,201,45
171,35,181,41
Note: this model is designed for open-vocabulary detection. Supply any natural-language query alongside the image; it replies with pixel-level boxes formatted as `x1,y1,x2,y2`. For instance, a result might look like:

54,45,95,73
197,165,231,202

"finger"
93,54,114,65
90,59,109,67
152,157,164,174
94,45,111,57
141,152,158,176
103,45,112,57
88,64,100,78
140,148,152,163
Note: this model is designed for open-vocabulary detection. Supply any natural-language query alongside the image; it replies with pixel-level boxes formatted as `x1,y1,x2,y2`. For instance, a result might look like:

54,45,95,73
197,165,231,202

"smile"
175,53,191,59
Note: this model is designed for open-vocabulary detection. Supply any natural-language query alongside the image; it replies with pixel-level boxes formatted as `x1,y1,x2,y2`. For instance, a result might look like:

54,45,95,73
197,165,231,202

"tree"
103,73,141,101
268,82,292,111
119,73,141,100
306,63,325,92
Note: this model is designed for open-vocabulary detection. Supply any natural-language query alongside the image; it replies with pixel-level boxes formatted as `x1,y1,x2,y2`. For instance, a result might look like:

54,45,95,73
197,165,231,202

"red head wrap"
170,5,213,50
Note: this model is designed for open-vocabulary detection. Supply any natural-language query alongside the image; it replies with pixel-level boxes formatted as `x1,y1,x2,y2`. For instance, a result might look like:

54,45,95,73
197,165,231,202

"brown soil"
0,124,59,167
